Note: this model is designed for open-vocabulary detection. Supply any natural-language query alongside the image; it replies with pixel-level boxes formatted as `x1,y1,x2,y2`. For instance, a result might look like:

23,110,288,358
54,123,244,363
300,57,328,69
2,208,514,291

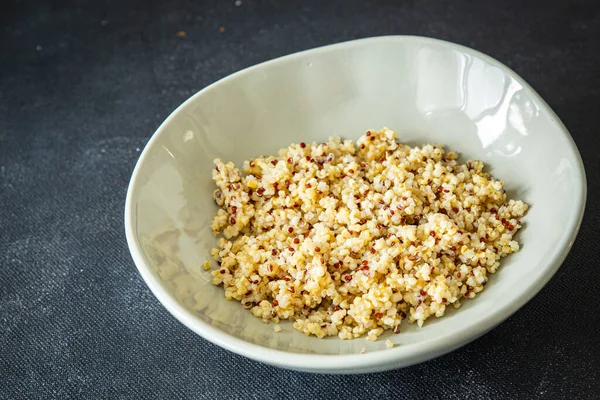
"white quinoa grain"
206,128,528,341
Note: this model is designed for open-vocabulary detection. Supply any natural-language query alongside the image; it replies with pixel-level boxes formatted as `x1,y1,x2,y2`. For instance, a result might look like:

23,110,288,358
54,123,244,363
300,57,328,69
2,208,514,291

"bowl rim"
124,35,587,373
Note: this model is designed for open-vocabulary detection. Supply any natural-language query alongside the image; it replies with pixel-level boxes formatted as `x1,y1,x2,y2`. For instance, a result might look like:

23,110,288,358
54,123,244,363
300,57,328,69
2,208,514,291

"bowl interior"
127,37,584,359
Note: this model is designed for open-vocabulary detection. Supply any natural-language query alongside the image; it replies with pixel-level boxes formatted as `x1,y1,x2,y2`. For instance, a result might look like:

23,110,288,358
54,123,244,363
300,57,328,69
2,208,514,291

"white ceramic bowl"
125,36,586,374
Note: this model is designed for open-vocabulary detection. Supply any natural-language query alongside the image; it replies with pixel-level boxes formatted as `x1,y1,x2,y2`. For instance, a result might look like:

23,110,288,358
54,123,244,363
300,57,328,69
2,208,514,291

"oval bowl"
125,36,586,374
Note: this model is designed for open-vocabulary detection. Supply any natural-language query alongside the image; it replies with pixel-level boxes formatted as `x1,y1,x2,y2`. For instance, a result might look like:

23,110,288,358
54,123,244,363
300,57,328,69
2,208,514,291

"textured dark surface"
1,0,600,398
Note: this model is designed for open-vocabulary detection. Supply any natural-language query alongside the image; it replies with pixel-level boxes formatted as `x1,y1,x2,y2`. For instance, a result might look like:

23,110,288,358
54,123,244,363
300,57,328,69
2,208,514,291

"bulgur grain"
206,128,528,341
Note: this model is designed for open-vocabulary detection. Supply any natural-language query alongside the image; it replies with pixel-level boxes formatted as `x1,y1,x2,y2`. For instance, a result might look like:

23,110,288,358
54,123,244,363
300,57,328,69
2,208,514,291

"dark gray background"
1,0,599,398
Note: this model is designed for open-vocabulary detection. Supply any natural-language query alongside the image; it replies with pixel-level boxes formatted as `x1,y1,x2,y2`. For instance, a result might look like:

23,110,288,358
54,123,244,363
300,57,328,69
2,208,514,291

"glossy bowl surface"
125,36,586,374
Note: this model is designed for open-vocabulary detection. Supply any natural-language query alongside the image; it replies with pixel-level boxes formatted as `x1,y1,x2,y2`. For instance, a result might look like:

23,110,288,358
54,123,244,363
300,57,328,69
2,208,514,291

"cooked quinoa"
207,128,527,341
